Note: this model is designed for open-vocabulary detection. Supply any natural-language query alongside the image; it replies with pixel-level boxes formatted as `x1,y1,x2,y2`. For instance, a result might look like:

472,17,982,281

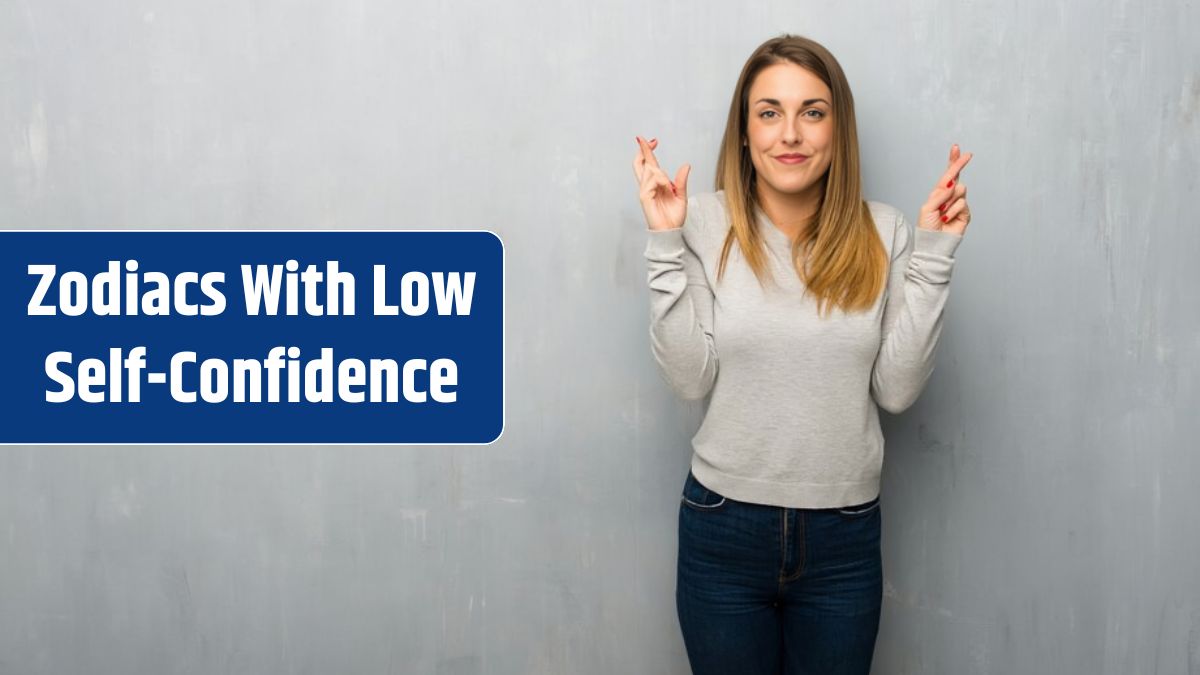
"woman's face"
744,62,835,204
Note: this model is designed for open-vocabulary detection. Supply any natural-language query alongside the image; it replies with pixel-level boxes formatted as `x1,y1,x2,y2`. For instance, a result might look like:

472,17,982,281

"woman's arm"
870,210,963,414
645,204,719,401
872,144,974,414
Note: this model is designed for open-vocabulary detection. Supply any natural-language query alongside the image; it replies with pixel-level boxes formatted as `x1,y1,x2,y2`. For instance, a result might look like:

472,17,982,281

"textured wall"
2,1,1197,673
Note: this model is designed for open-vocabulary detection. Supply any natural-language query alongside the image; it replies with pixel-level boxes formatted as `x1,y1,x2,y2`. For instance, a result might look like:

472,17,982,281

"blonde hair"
714,34,887,318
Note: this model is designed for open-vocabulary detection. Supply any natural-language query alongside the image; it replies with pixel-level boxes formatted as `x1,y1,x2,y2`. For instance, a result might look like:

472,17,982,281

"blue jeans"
675,469,883,675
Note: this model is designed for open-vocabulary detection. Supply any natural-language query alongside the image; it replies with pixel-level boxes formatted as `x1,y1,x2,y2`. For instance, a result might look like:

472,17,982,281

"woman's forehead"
749,63,831,103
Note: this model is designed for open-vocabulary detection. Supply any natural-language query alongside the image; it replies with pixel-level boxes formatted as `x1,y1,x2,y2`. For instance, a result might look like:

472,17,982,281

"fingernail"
939,204,945,212
941,215,948,223
946,180,954,188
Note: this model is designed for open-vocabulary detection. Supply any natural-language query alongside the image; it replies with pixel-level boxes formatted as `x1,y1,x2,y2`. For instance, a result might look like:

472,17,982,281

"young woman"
633,34,973,674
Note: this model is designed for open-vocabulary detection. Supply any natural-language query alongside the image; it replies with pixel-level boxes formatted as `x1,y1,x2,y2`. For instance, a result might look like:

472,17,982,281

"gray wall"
2,1,1197,673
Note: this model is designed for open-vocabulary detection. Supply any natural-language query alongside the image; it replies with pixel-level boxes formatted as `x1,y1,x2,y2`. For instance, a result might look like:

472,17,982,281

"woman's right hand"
633,136,691,232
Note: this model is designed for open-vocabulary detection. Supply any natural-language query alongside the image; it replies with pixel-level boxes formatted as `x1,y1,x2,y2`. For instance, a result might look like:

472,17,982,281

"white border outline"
0,228,506,447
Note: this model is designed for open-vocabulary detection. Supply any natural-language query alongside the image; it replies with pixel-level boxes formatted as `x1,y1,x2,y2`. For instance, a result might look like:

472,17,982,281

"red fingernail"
938,204,945,211
946,180,954,188
941,215,948,222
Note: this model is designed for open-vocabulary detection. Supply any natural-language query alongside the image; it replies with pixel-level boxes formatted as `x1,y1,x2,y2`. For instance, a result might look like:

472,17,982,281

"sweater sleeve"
870,210,963,414
644,200,719,401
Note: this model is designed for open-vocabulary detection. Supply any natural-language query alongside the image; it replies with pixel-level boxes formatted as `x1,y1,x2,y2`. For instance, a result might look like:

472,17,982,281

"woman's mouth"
775,154,809,165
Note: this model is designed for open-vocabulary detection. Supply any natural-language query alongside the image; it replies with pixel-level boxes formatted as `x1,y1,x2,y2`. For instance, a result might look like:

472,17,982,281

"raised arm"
869,211,962,413
644,208,718,400
633,135,716,400
871,144,974,413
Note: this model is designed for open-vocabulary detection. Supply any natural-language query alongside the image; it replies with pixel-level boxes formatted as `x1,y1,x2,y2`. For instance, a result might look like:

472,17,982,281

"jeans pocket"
680,471,728,511
835,495,881,518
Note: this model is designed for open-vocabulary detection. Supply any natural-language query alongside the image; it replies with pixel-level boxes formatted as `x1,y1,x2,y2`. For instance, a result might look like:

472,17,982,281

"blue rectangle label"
0,230,504,444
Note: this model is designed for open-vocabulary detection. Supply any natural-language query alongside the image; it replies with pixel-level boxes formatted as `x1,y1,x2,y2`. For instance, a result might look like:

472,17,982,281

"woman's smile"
774,154,809,165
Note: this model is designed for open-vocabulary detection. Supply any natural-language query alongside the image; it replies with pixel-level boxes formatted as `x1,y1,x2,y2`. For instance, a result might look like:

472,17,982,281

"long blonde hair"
714,34,887,318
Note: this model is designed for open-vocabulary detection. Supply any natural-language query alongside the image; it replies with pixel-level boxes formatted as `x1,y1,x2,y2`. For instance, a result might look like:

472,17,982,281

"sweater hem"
690,454,881,509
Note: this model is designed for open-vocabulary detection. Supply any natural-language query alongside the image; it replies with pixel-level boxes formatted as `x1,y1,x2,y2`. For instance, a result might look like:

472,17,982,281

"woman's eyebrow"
754,97,830,106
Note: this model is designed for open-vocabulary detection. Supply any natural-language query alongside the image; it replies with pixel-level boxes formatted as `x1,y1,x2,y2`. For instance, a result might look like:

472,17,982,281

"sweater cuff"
644,227,685,258
913,227,963,258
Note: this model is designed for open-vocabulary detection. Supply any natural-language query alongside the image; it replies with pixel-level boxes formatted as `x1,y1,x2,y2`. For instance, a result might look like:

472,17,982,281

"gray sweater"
645,190,963,508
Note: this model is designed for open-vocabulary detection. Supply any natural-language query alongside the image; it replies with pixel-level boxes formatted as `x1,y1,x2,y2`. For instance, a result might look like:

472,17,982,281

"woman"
633,34,973,674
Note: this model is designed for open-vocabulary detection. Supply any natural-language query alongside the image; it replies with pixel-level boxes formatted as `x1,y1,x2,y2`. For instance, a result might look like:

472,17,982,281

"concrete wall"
2,0,1197,672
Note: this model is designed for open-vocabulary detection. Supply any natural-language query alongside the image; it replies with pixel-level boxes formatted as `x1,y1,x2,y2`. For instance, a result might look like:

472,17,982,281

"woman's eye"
759,110,824,120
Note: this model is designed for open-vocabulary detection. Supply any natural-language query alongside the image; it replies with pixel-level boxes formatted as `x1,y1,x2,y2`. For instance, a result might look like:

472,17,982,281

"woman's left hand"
918,144,973,235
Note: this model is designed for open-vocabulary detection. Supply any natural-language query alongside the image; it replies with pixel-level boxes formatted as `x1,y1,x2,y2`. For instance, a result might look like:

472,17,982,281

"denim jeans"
675,469,883,675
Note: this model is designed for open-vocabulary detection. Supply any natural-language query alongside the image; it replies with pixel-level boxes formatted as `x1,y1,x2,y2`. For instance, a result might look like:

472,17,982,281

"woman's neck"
756,179,825,240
